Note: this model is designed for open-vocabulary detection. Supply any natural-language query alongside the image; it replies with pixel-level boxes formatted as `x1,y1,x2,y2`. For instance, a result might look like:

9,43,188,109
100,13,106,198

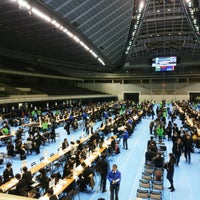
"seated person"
9,173,27,196
62,162,73,179
152,152,164,168
72,118,78,131
15,127,24,139
7,140,15,157
0,153,3,165
19,145,26,160
24,140,33,155
99,137,104,149
27,189,40,198
46,188,58,200
145,149,157,164
148,143,158,153
88,139,97,152
3,162,14,183
147,136,157,149
37,169,50,192
2,125,10,135
77,162,95,191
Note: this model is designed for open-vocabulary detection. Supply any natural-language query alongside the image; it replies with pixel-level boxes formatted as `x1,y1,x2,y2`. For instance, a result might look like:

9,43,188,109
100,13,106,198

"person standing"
156,124,164,142
164,153,176,192
172,138,182,166
122,127,129,150
22,166,34,191
183,134,193,163
96,154,109,193
108,164,121,200
149,120,154,135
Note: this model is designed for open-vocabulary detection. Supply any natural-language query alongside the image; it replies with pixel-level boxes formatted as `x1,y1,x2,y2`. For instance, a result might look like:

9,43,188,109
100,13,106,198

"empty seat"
40,157,45,162
144,168,154,175
142,172,152,181
152,180,163,191
31,162,37,167
139,179,151,190
149,190,162,200
136,189,149,199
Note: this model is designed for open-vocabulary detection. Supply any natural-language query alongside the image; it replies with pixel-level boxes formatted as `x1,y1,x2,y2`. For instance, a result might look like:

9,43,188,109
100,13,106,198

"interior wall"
78,82,200,102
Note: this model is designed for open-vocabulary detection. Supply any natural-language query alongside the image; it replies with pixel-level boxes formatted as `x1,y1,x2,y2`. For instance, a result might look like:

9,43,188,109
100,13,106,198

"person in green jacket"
156,125,164,142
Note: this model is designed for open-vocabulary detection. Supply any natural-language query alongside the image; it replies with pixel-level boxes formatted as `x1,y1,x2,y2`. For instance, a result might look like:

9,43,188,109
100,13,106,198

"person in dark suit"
46,188,58,200
172,138,182,166
6,140,15,157
164,153,176,192
183,134,193,163
78,162,95,191
37,169,50,192
3,162,14,183
62,138,69,150
152,152,164,168
9,173,27,196
64,120,71,135
96,154,109,193
22,166,34,191
62,162,73,179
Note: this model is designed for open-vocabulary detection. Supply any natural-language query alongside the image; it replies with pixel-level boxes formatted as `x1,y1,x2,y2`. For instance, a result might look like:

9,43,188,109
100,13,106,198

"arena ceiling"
0,0,200,77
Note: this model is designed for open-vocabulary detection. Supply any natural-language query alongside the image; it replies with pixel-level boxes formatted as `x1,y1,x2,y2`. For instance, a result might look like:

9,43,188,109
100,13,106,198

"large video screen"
152,56,176,72
155,65,174,72
152,56,177,67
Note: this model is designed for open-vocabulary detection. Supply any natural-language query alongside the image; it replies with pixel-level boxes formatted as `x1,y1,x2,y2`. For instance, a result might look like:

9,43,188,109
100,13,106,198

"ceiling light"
73,36,80,43
80,41,90,51
98,58,105,66
18,0,31,10
65,30,73,38
139,2,144,11
89,50,98,58
10,0,106,66
32,7,51,22
59,26,64,31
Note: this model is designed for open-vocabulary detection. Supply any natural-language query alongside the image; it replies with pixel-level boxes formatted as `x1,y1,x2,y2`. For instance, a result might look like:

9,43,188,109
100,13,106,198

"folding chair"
152,180,164,191
136,189,149,199
158,145,167,156
31,161,37,167
40,156,45,162
139,179,151,190
144,167,154,175
142,172,152,181
149,190,162,200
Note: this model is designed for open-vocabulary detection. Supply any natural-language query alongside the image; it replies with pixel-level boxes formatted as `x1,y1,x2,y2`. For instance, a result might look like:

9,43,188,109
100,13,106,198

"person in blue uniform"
108,164,121,200
122,127,129,150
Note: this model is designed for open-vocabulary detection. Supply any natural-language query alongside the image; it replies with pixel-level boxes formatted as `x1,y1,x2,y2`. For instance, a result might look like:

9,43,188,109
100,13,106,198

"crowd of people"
0,99,199,199
0,99,150,199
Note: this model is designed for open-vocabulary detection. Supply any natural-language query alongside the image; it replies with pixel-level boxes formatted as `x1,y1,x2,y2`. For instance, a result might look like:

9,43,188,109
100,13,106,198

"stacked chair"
137,163,164,199
136,137,166,200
